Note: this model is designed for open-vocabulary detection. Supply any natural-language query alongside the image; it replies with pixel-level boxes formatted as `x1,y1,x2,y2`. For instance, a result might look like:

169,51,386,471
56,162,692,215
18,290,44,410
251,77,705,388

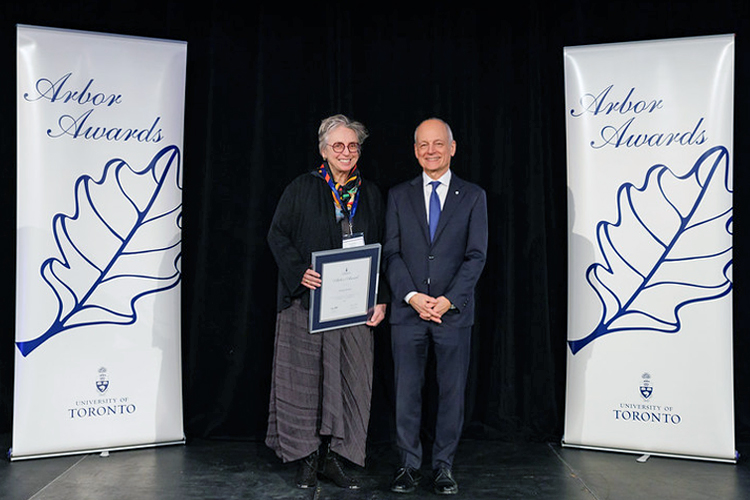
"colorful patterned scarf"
314,162,361,220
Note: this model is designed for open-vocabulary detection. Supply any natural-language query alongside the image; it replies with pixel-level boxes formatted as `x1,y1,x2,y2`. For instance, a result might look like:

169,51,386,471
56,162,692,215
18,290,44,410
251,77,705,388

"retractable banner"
563,35,735,462
13,25,186,460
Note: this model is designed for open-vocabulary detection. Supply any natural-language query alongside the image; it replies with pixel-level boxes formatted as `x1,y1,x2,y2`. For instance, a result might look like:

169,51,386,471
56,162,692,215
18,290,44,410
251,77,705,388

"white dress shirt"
423,169,451,225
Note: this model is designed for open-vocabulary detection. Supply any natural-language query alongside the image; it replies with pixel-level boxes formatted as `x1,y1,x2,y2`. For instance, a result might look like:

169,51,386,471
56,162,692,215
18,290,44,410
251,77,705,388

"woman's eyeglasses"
328,142,361,153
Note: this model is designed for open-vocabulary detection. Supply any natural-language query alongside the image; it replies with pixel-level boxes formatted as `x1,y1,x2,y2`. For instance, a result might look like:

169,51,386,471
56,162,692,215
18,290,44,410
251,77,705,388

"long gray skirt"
265,299,373,467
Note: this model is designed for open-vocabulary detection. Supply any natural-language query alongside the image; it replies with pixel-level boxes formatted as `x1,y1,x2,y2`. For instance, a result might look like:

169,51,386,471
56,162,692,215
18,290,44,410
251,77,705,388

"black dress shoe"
391,466,422,493
433,467,458,495
320,449,360,489
295,452,318,489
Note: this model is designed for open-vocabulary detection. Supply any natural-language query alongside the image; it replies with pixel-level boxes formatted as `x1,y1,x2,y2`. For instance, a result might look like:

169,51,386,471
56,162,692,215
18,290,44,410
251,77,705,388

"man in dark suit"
384,118,488,495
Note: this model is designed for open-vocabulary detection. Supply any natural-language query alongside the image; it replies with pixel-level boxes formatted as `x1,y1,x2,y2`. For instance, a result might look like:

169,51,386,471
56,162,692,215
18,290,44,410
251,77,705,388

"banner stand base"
560,439,737,465
8,437,186,462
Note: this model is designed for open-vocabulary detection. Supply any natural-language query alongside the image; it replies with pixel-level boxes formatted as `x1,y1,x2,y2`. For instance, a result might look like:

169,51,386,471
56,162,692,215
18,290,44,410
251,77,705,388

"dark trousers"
391,322,471,470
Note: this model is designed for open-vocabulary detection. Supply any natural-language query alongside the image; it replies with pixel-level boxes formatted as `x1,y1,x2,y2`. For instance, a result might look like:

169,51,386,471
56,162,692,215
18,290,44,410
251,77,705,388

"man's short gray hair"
414,117,454,143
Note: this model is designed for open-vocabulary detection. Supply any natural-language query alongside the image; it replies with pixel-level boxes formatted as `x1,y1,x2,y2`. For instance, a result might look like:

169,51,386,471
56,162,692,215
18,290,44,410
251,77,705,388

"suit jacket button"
428,255,435,260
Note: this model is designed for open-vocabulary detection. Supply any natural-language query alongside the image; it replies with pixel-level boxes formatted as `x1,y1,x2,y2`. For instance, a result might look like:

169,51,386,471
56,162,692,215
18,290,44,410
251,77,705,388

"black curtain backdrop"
1,1,749,453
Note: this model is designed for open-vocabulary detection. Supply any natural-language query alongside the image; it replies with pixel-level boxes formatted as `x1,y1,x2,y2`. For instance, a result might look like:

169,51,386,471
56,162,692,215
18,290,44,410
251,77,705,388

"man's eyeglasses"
328,142,361,153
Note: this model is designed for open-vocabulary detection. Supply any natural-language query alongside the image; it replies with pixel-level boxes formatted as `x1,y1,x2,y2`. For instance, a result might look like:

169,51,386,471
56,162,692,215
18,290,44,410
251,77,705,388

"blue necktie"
429,180,441,241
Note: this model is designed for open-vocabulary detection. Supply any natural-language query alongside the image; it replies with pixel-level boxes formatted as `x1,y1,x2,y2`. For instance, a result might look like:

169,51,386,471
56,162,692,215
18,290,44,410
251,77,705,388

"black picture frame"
309,243,381,333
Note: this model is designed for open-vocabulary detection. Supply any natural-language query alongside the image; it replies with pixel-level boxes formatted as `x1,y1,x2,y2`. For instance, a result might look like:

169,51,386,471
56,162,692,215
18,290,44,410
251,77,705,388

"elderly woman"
265,114,388,490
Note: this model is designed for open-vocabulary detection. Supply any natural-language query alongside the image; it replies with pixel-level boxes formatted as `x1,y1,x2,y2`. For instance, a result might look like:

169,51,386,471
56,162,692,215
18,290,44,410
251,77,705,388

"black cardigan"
267,170,389,312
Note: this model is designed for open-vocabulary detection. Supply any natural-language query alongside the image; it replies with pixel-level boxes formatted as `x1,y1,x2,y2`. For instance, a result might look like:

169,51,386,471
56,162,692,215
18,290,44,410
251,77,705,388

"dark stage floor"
1,435,749,499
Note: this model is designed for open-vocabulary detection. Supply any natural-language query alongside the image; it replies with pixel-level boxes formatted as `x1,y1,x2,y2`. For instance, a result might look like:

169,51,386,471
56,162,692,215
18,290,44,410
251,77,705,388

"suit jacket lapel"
407,176,431,244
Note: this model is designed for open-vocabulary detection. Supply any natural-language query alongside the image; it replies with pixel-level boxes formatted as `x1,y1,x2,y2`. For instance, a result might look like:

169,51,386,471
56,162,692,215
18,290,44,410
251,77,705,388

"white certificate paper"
318,257,371,322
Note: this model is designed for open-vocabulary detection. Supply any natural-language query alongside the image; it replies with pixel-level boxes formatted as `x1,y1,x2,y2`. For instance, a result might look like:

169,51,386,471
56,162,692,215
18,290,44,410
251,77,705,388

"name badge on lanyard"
343,232,365,248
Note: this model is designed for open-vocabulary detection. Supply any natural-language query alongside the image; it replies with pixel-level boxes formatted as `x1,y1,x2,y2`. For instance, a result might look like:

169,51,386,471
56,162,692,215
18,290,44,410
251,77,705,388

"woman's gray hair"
318,114,369,154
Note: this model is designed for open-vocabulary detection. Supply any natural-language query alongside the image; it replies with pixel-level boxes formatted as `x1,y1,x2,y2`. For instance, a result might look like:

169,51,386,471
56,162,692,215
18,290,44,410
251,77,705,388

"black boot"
320,445,360,489
295,451,318,489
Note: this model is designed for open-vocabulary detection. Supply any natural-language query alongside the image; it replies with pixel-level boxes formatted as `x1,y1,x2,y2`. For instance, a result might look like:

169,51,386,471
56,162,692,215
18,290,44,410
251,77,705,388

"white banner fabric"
563,35,735,462
13,25,186,460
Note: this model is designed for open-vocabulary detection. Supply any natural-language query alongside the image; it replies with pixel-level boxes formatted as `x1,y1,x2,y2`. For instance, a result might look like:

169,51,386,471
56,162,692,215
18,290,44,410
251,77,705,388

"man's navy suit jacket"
383,172,488,328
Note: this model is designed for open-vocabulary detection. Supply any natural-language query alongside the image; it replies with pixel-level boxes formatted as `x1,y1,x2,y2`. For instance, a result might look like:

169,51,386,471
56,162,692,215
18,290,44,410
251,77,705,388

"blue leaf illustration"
569,146,732,354
17,145,183,356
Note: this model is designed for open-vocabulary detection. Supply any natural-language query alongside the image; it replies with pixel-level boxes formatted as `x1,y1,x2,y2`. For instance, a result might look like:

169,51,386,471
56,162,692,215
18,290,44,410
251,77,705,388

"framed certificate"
309,243,381,333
